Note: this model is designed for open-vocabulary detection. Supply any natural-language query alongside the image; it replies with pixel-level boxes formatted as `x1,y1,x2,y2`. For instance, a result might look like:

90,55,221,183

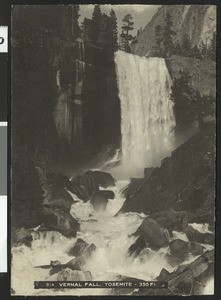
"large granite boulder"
12,227,33,247
90,194,108,211
169,239,189,260
134,217,170,249
185,225,214,244
85,170,115,188
41,207,80,238
72,174,99,198
67,238,89,257
151,210,188,234
128,236,147,257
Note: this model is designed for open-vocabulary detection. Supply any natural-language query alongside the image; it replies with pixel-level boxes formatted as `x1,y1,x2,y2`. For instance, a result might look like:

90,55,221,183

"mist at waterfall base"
11,52,213,295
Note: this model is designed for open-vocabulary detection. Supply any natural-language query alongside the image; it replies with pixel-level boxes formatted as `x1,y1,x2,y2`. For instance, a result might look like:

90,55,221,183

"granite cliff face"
166,55,216,97
132,5,216,57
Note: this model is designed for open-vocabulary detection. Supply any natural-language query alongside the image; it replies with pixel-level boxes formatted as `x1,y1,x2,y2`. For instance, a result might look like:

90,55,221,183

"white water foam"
11,181,175,296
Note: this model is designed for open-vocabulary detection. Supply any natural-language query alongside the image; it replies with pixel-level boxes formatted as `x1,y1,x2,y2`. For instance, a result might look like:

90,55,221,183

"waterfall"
114,51,176,177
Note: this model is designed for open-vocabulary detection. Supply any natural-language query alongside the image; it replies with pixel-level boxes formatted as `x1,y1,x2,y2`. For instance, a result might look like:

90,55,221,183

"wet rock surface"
169,239,190,260
121,127,215,229
151,210,188,234
41,207,80,238
185,225,214,244
67,238,89,257
134,217,170,249
158,249,214,295
85,170,115,188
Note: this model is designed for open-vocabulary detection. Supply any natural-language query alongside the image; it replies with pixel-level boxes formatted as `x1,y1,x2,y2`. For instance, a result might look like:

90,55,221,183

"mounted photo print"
11,4,216,296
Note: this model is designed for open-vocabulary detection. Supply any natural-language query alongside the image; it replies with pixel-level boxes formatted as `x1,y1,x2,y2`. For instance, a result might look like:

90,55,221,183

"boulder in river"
151,210,188,234
67,238,89,257
85,170,115,188
128,236,147,257
165,253,183,267
72,174,99,198
68,180,91,201
96,190,115,199
41,207,80,238
185,225,214,244
134,217,170,249
188,241,204,256
65,243,96,271
12,227,33,247
91,194,108,212
169,239,190,261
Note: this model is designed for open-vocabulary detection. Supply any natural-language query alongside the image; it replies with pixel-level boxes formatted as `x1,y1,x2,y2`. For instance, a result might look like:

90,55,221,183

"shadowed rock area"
120,125,215,227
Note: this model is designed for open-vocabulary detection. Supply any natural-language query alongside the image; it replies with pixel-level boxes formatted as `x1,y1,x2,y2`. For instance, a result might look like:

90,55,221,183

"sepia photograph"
11,4,216,296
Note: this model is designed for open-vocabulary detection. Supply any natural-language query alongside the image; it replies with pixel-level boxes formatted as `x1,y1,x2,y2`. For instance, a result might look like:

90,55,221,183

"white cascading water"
113,51,175,178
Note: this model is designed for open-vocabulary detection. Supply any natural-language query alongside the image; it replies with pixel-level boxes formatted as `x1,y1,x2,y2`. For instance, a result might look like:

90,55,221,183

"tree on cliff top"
81,17,92,42
98,13,111,49
89,4,102,45
163,12,176,57
120,14,134,52
72,5,81,40
152,25,163,57
171,70,199,126
109,9,118,52
153,12,176,58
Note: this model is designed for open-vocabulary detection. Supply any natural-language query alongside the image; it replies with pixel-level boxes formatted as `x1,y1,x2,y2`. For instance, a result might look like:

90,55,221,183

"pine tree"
120,14,134,52
163,12,176,57
72,5,81,40
171,70,206,128
199,42,208,59
90,4,102,45
191,45,202,59
81,17,92,42
109,9,118,52
98,13,110,49
182,34,191,57
174,41,183,56
152,25,163,57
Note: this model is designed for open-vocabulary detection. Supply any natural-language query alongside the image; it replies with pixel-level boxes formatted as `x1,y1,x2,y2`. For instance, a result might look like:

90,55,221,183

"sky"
79,5,159,34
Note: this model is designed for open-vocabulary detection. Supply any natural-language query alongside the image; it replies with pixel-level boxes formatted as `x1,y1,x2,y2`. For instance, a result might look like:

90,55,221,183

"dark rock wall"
121,125,215,225
54,42,120,153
